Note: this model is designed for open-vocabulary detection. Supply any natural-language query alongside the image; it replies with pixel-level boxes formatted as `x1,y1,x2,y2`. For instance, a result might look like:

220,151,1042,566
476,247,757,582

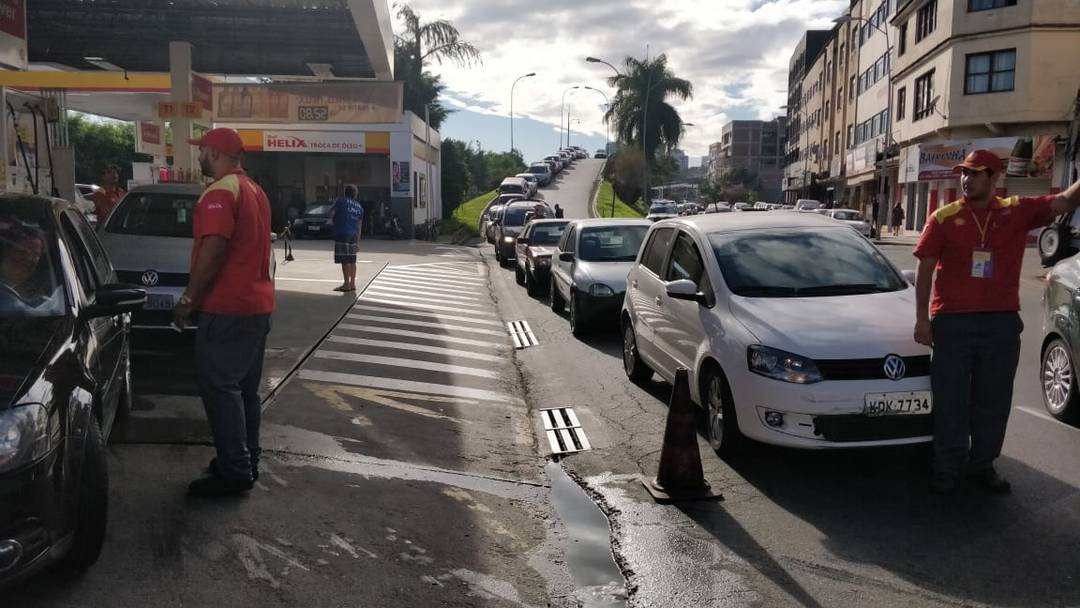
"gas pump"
0,87,74,202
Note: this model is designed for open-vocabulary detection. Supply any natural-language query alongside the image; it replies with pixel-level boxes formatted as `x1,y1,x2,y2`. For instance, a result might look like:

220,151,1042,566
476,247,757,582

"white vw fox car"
620,212,933,454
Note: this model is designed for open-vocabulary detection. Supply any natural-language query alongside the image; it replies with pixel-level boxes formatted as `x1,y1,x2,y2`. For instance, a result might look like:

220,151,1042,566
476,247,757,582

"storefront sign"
180,101,203,118
191,73,214,113
213,82,402,124
847,138,880,175
135,121,165,157
158,102,177,119
262,130,366,153
0,0,25,70
916,136,1056,180
392,161,411,196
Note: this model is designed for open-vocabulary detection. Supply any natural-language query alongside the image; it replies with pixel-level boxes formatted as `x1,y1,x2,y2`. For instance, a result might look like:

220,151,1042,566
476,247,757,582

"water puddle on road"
545,461,627,608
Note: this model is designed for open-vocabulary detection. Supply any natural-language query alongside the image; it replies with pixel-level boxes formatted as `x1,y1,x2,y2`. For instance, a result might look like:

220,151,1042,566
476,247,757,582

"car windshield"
529,166,548,174
708,228,906,297
0,203,65,317
530,223,567,245
650,204,677,215
502,206,533,226
579,225,648,262
305,204,332,216
833,210,863,221
105,192,198,238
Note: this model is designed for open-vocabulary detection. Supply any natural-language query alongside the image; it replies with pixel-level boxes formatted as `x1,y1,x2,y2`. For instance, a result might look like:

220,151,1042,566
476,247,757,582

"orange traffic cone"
641,368,722,503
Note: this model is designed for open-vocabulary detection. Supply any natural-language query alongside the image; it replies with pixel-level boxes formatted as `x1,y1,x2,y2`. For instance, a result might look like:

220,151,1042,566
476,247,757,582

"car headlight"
589,284,615,297
503,236,515,243
747,345,823,384
0,404,51,473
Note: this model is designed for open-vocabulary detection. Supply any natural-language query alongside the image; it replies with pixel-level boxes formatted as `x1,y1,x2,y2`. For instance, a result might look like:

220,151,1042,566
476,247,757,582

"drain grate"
540,407,591,455
507,320,539,349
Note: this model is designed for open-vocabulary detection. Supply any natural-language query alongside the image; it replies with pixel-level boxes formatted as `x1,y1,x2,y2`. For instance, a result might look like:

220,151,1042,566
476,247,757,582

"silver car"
823,208,873,238
97,183,276,332
549,218,652,337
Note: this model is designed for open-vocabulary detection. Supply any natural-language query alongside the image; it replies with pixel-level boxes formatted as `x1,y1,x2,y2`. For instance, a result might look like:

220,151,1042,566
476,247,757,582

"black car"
514,219,569,296
292,203,334,239
0,195,145,586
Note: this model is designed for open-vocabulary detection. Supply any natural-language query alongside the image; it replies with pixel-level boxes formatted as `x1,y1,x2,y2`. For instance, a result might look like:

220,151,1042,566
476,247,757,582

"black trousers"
930,312,1022,477
196,313,272,481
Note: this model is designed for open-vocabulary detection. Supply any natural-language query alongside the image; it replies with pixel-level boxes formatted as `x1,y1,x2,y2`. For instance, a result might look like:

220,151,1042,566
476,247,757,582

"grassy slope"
595,181,647,218
443,190,496,236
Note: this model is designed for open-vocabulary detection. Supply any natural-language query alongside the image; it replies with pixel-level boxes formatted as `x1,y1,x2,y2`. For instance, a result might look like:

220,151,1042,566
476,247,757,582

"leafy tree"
394,3,480,126
482,150,526,191
602,148,646,206
461,143,489,198
440,139,471,216
66,113,150,184
604,54,693,169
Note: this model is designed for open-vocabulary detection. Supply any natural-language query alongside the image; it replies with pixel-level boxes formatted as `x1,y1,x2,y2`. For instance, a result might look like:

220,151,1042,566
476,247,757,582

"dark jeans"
196,313,272,481
930,311,1022,478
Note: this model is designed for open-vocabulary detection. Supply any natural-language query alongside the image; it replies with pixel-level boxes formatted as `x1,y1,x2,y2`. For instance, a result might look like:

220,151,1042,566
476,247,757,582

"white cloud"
395,0,846,156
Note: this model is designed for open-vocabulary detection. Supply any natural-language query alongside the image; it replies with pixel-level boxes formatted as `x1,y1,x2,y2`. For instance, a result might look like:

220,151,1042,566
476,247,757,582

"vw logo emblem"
883,354,906,381
140,270,159,287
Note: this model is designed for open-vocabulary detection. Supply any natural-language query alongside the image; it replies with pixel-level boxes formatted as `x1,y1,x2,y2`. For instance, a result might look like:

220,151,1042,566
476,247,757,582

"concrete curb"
589,161,607,218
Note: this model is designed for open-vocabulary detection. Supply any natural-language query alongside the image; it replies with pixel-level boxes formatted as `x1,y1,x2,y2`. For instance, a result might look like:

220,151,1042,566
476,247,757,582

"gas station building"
0,0,441,235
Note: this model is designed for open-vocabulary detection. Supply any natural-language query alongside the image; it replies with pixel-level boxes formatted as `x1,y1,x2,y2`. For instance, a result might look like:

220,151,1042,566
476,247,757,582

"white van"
794,199,822,212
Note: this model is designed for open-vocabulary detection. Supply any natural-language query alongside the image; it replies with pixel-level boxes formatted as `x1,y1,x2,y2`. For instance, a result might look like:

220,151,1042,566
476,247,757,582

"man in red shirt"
91,164,126,222
172,128,275,497
914,149,1080,494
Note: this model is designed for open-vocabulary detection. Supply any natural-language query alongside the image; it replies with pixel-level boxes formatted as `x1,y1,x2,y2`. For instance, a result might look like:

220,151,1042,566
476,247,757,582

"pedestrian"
891,202,905,237
92,164,126,222
332,184,364,292
554,203,564,219
913,149,1080,495
172,128,275,497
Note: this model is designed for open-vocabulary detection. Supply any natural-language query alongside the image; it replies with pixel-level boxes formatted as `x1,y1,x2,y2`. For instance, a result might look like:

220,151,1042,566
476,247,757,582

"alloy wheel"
706,375,726,450
1043,343,1073,415
622,326,636,376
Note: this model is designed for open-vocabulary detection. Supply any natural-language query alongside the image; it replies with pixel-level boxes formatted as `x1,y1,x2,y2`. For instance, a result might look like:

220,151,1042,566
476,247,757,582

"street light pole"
582,86,610,153
560,86,579,150
510,72,536,155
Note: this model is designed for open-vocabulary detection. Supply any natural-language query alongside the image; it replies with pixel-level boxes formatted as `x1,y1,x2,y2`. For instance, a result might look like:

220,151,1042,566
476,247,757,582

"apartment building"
713,118,787,202
783,30,831,202
891,0,1080,228
672,148,690,173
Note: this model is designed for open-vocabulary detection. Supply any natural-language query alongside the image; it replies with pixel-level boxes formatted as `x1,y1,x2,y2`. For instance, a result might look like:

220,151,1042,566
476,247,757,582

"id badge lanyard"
970,207,993,279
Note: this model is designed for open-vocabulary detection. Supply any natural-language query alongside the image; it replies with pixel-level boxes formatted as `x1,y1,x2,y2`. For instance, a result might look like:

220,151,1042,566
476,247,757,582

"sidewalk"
874,228,921,247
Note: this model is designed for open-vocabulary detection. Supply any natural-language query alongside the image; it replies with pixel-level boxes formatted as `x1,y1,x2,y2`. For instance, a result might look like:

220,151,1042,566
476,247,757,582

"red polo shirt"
913,195,1057,316
191,169,275,315
93,186,126,221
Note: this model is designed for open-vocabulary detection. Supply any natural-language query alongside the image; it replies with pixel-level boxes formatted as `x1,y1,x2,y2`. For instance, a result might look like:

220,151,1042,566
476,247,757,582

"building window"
916,0,937,42
969,0,1016,11
897,87,906,120
847,125,854,147
965,49,1016,94
913,69,935,120
899,23,908,55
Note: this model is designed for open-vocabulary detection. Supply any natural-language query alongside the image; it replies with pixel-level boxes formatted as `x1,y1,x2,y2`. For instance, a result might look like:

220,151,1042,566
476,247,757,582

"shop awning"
28,0,394,80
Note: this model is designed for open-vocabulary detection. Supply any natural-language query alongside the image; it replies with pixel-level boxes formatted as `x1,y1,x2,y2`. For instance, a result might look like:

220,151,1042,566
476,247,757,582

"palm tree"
394,3,481,118
604,54,693,166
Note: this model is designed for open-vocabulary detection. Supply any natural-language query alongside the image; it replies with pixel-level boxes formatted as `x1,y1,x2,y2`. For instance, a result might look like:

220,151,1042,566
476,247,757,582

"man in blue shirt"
332,184,364,292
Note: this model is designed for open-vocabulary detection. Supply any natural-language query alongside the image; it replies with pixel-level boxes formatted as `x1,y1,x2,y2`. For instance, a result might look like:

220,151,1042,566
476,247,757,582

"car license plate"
864,391,932,416
144,294,174,311
307,225,321,231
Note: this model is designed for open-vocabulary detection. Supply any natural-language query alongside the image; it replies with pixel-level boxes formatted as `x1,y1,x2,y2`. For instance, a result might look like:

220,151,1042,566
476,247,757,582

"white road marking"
349,304,503,328
347,313,505,336
275,277,351,284
357,296,494,316
397,262,481,274
336,324,505,348
370,276,486,297
363,284,484,303
376,274,486,291
326,335,505,362
382,269,485,284
362,289,488,309
298,369,522,404
313,351,499,379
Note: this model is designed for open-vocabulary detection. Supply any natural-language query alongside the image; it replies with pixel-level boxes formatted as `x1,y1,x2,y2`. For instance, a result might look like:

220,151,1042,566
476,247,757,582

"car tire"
550,276,565,313
1038,222,1076,267
494,247,502,263
515,263,525,285
622,321,652,383
701,365,747,457
57,416,109,574
525,267,541,297
569,291,589,337
1042,338,1080,422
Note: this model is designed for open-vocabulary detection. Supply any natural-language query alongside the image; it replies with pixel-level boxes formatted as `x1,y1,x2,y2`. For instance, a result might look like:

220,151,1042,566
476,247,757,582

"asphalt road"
484,186,1080,606
539,158,604,219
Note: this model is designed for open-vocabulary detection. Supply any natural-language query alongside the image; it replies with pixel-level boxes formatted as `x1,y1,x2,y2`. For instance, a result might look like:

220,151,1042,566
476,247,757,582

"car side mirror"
666,279,707,304
901,270,916,285
559,252,575,262
517,236,530,245
84,283,146,318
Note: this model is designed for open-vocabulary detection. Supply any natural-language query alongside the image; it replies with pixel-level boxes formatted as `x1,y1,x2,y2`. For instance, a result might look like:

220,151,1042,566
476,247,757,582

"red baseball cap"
952,149,1004,175
188,128,244,157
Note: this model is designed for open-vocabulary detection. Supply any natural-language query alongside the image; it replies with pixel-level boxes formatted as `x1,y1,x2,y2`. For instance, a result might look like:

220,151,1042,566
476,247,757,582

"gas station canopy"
28,0,394,80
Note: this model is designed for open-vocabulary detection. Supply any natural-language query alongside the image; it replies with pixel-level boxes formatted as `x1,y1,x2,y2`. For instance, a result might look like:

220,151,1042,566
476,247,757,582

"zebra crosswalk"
296,261,518,410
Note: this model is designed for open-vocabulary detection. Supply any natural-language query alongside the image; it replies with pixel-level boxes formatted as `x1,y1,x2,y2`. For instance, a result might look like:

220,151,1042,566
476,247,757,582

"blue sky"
401,0,848,161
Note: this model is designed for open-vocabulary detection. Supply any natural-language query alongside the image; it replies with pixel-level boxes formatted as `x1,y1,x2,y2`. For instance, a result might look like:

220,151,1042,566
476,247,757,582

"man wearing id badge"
913,149,1080,494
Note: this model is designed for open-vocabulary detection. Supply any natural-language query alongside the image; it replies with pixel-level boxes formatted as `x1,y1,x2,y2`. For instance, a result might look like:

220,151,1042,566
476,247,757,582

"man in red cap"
172,128,275,497
913,149,1080,494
